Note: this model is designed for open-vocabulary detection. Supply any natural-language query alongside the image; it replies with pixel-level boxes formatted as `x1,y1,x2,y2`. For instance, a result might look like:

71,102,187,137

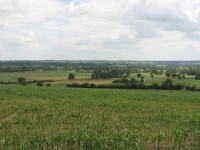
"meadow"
1,70,200,88
0,85,200,149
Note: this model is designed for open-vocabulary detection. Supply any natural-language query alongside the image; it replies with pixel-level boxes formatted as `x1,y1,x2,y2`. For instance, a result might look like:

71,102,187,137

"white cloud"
0,0,200,60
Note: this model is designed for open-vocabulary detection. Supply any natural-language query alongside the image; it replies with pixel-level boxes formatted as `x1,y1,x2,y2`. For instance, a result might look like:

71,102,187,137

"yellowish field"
1,71,200,87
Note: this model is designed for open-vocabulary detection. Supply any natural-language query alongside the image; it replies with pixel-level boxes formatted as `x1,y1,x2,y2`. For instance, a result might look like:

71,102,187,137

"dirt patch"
0,113,17,125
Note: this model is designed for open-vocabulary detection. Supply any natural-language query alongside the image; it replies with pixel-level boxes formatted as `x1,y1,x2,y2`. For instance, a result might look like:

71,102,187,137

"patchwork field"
0,85,200,149
1,71,200,88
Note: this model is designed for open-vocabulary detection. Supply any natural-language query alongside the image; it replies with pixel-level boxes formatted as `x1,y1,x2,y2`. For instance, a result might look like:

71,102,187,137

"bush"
131,78,137,83
185,85,197,91
190,85,196,91
173,84,184,90
20,81,27,86
195,75,200,80
81,82,90,88
17,77,25,84
151,83,161,89
90,83,96,88
46,83,51,87
66,83,80,88
113,78,130,84
37,81,43,86
68,73,75,80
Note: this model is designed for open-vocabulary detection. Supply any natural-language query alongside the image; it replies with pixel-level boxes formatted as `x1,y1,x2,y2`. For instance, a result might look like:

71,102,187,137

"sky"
0,0,200,60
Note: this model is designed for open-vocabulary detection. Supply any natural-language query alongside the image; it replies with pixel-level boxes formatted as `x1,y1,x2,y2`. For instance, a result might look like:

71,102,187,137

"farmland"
0,85,200,149
1,61,200,149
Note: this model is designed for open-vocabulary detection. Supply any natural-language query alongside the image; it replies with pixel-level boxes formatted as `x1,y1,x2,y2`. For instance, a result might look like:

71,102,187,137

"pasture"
0,85,200,149
1,70,200,88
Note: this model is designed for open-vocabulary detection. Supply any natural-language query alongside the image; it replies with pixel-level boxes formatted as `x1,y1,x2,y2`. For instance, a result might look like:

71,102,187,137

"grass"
0,85,200,149
1,71,200,88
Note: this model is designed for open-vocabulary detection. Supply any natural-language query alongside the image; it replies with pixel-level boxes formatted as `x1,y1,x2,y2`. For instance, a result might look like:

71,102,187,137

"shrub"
151,83,161,89
37,81,43,86
173,84,184,90
68,73,75,80
66,83,80,88
195,75,200,80
17,77,25,84
81,82,90,88
20,81,27,86
90,83,96,88
113,78,130,84
185,85,196,91
46,83,51,87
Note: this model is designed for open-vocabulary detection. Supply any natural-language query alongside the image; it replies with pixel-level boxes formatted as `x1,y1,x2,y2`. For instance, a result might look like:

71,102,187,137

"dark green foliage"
66,83,80,88
68,73,75,80
182,74,186,79
141,77,145,83
161,79,173,90
66,79,186,91
113,78,130,84
186,85,196,91
46,83,51,87
91,68,124,79
173,84,184,90
17,77,25,84
171,73,176,78
165,71,171,78
163,79,173,84
81,82,90,88
66,83,96,88
20,81,27,86
0,81,17,85
37,81,43,86
124,72,130,78
151,83,161,89
177,74,182,80
195,75,200,80
137,73,142,78
131,78,137,83
90,83,96,88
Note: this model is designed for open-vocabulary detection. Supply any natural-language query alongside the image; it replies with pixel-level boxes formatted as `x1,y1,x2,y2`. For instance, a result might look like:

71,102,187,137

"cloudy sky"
0,0,200,60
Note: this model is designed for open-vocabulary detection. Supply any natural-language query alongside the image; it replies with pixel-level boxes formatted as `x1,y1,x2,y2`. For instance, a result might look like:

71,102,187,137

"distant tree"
177,74,181,80
46,83,51,87
17,77,25,84
131,78,137,83
37,81,43,86
195,75,200,80
186,85,196,91
171,73,176,78
163,79,173,84
137,73,142,78
161,79,173,90
165,71,171,78
151,83,160,89
90,83,96,88
81,82,90,88
150,72,154,79
182,74,186,79
141,76,145,83
68,73,75,80
124,72,130,78
158,70,164,75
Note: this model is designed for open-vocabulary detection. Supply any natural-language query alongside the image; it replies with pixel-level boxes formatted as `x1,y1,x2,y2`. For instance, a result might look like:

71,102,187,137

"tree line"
66,79,199,91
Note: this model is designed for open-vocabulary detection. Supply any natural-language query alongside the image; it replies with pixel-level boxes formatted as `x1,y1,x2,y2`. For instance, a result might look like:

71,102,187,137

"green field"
1,71,200,88
0,71,91,82
0,85,200,149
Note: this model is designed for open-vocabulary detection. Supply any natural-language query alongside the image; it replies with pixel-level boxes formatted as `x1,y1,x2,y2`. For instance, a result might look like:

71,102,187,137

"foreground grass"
0,85,200,149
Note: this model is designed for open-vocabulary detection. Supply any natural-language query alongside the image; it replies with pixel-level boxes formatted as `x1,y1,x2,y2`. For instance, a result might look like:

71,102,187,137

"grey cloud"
0,0,200,60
